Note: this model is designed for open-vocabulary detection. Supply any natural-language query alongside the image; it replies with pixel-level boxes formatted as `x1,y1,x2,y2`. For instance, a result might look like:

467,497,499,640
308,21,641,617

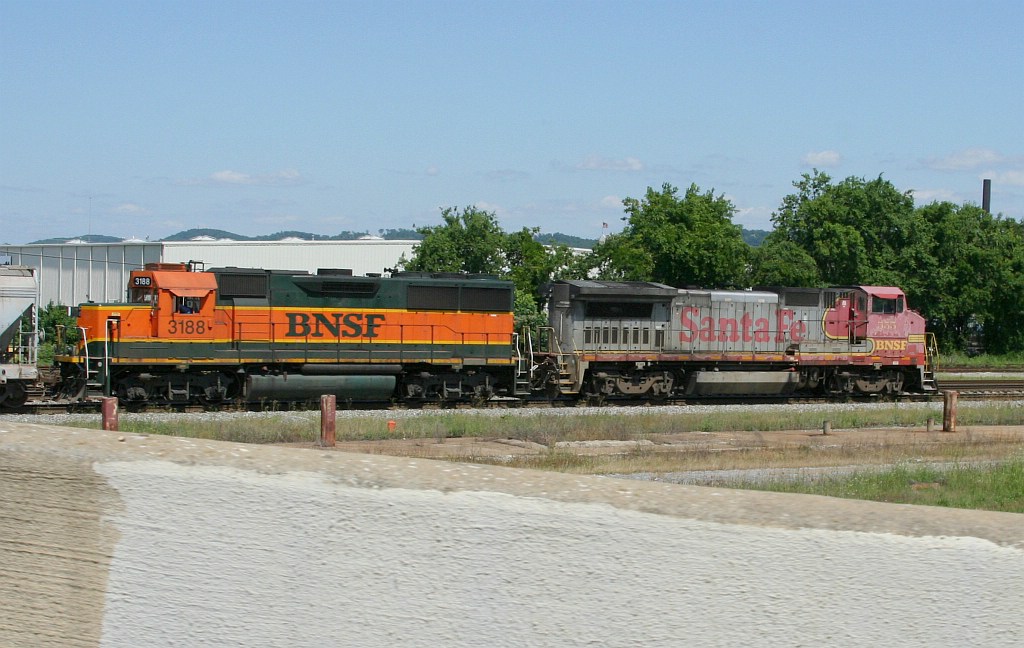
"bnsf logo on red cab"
873,339,908,351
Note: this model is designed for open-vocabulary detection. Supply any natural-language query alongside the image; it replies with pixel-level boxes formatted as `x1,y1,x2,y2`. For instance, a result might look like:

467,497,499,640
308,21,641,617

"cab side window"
176,297,199,314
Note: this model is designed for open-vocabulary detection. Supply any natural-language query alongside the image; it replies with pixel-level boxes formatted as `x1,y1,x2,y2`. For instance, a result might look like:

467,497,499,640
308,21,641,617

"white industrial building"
0,239,418,307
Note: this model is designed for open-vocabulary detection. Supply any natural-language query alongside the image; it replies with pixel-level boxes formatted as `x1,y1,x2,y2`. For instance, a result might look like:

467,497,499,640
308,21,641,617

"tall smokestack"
982,179,992,213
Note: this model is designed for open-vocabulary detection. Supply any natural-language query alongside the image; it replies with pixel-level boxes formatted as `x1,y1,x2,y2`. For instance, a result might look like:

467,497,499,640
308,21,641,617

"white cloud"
474,201,506,216
801,150,843,168
599,195,622,209
731,205,774,230
425,166,440,176
210,170,253,184
179,169,303,187
114,202,147,214
910,188,961,204
486,169,529,182
989,170,1024,186
922,148,1007,171
575,155,645,172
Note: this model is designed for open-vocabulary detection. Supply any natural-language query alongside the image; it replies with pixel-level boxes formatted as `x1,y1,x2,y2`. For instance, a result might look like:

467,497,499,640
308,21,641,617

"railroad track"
5,384,1023,416
935,378,1024,393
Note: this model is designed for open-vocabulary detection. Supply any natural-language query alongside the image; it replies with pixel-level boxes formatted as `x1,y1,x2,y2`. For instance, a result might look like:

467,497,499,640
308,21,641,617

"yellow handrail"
926,332,939,372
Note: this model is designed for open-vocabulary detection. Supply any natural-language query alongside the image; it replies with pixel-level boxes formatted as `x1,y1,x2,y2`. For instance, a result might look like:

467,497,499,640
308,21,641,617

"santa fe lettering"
679,307,806,343
285,312,385,338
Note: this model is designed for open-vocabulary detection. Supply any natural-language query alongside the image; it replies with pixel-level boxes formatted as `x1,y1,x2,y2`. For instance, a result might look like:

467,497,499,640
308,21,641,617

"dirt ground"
312,424,1024,468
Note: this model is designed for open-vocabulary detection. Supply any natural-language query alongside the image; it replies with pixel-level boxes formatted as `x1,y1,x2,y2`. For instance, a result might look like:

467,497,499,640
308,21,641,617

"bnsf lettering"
285,312,385,338
873,339,908,351
679,307,806,344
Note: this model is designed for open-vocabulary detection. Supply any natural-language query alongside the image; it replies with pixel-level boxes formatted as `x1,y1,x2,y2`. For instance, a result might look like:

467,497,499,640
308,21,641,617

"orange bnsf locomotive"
56,264,519,405
54,265,938,406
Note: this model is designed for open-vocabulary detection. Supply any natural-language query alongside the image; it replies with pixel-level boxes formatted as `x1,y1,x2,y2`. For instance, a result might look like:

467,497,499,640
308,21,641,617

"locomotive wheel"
0,383,28,409
196,372,238,407
583,393,605,407
544,379,561,401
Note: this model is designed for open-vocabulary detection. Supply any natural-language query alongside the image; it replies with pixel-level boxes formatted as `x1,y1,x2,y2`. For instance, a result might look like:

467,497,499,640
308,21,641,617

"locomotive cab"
128,264,218,339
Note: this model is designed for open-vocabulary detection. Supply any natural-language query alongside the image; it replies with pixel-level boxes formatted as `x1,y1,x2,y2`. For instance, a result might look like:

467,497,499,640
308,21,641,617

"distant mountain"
160,228,426,242
535,232,598,249
29,226,772,247
373,228,424,240
533,228,771,250
249,231,318,241
742,229,770,247
29,234,124,244
160,228,247,241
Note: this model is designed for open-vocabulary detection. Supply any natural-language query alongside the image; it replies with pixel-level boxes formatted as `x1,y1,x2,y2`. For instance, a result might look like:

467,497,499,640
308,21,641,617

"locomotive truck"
51,263,938,406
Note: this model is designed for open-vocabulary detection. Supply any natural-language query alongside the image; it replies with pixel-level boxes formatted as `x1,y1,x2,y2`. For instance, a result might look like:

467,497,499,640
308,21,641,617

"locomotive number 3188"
168,319,206,335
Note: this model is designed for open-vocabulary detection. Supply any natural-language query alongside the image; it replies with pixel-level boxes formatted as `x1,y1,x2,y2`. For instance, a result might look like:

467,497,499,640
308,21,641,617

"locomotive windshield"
130,287,155,304
871,296,904,314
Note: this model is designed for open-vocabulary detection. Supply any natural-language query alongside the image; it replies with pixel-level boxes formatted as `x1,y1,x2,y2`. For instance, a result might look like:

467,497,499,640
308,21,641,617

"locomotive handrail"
536,326,564,356
78,326,89,364
926,332,939,372
511,331,530,373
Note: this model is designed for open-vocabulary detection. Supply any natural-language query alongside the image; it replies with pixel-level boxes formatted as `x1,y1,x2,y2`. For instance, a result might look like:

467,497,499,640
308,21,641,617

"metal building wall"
0,243,161,306
160,240,418,276
1,240,417,306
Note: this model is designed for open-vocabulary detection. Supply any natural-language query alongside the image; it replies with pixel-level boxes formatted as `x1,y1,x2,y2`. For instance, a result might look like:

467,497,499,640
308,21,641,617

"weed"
727,459,1024,513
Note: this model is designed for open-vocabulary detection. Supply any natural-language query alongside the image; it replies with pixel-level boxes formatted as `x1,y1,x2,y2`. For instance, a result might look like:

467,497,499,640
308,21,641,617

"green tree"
513,289,548,332
591,183,748,287
975,217,1024,353
897,202,1024,353
913,202,987,348
401,206,507,275
34,301,79,365
505,227,554,299
748,238,821,287
38,301,79,346
402,206,593,330
589,233,653,281
771,171,936,294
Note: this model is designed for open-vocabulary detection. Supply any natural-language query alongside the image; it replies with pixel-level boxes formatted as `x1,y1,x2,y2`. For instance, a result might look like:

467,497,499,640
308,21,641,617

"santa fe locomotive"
49,263,938,407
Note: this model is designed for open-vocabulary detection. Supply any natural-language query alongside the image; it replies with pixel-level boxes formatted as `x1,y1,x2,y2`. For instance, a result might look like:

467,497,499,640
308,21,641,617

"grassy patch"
58,401,1024,445
720,460,1024,513
939,351,1024,369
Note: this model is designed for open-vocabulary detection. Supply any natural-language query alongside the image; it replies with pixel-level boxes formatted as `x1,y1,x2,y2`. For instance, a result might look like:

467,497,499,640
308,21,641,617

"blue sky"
2,0,1022,244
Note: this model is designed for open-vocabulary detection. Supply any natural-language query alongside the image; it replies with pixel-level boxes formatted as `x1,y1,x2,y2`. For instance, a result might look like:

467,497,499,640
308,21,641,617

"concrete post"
821,420,831,436
942,391,958,433
101,397,119,432
320,394,336,447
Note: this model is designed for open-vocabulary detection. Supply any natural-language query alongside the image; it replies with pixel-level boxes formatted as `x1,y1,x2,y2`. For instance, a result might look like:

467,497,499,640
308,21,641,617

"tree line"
401,171,1024,354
